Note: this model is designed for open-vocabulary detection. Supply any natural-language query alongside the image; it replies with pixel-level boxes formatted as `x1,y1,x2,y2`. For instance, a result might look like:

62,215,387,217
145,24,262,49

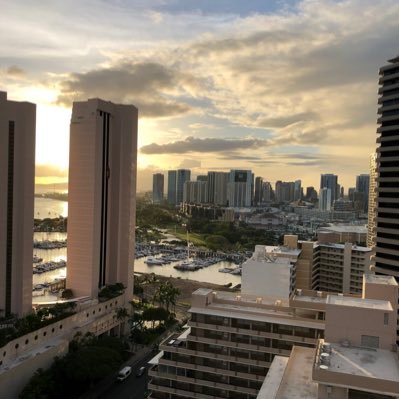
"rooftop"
364,274,398,286
319,225,367,234
326,295,393,311
318,242,371,252
277,347,318,399
265,245,302,257
257,356,289,399
316,341,399,383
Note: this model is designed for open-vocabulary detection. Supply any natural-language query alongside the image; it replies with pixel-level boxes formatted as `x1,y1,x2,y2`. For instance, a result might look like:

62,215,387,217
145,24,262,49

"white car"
117,366,132,382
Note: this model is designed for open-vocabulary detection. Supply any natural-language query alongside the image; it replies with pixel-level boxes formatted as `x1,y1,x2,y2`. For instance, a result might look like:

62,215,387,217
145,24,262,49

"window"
361,335,379,349
384,313,389,325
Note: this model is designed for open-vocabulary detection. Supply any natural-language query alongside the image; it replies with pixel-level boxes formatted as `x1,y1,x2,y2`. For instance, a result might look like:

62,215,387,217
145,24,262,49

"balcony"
149,370,259,396
188,321,318,345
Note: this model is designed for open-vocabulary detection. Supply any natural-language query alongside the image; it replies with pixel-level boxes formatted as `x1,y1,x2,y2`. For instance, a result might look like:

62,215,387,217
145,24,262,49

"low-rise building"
258,275,399,399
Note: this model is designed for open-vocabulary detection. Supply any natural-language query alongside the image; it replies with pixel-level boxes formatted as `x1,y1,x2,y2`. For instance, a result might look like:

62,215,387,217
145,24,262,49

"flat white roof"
321,343,399,382
148,351,164,365
257,356,288,399
265,245,302,257
277,347,318,399
365,274,398,286
292,295,327,304
327,295,393,311
193,288,213,296
320,225,367,234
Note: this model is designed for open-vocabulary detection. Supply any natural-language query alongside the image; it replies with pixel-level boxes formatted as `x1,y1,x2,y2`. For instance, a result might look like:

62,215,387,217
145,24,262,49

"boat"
144,257,164,266
33,255,43,263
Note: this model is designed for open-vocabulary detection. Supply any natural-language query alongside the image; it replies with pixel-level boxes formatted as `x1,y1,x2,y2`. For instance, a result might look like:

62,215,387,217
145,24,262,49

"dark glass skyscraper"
374,56,399,276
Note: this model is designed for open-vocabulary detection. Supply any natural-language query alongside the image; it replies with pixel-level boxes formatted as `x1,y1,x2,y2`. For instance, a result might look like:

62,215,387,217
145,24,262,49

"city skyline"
2,0,399,191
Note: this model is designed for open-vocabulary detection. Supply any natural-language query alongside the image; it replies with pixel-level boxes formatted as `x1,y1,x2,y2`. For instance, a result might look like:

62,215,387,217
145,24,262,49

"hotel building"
374,55,399,277
0,91,36,316
67,98,137,299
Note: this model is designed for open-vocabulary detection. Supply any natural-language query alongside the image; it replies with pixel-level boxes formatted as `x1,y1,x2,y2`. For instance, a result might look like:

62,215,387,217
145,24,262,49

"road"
98,351,155,399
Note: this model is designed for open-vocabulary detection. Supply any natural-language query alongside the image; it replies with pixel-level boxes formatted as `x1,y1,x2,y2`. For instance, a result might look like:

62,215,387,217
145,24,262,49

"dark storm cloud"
140,136,270,154
57,62,194,118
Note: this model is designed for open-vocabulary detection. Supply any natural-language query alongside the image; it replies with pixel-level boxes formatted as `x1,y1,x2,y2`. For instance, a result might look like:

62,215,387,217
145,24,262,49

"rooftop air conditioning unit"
256,297,262,303
275,300,282,306
317,291,323,298
236,295,241,301
297,289,302,296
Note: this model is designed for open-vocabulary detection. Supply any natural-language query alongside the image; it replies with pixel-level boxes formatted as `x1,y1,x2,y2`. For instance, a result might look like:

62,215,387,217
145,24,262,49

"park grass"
170,230,208,247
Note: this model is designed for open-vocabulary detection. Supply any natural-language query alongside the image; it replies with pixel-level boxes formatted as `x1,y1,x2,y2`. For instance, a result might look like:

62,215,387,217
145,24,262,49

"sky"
1,0,398,192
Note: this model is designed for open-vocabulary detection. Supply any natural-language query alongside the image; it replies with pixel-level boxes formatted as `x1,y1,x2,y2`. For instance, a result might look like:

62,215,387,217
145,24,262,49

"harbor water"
32,197,242,288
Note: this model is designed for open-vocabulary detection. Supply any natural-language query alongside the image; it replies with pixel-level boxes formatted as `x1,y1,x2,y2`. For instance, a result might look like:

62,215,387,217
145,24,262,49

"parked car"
135,366,146,377
117,366,132,382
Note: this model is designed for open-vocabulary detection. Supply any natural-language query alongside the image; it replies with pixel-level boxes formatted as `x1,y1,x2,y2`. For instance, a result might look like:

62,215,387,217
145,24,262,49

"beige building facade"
259,275,399,399
0,91,36,316
67,98,137,299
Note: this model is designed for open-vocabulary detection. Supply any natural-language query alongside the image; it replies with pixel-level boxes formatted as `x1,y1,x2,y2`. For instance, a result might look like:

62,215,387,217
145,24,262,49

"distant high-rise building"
183,181,208,204
367,153,377,248
167,170,177,205
320,174,338,208
0,92,36,316
196,175,207,182
356,174,370,212
305,186,318,202
227,170,252,207
152,173,164,204
275,180,295,203
319,187,332,211
176,169,191,204
67,98,137,299
294,179,302,201
254,176,263,205
262,181,274,202
208,171,229,205
374,55,399,276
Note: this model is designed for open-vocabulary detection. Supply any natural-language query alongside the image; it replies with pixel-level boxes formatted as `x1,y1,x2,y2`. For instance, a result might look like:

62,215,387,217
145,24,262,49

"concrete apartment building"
0,91,36,316
67,98,137,299
374,55,399,277
259,275,399,399
149,270,399,399
149,284,326,399
280,234,372,295
311,242,371,295
153,173,164,204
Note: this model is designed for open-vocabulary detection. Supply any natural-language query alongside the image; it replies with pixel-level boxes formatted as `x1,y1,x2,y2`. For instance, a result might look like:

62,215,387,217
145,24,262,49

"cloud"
56,62,195,118
35,164,68,178
179,159,201,168
140,136,269,154
6,65,25,77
